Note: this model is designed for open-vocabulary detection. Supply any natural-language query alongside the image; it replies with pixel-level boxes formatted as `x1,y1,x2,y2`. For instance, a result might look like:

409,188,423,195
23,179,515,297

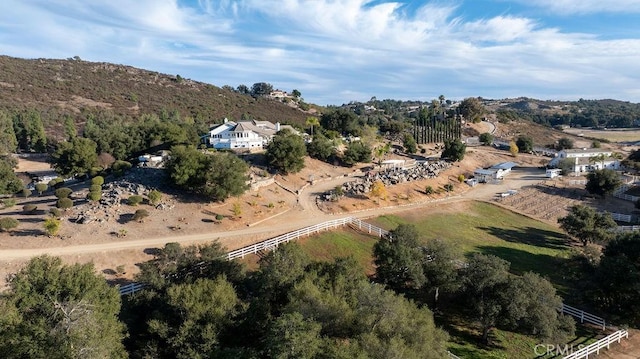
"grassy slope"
290,201,596,358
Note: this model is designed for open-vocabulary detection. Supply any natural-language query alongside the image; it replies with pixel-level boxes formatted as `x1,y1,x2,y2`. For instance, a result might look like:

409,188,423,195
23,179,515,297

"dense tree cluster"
585,169,622,197
0,156,23,195
265,129,307,174
166,146,249,201
373,224,574,345
558,205,617,246
123,241,449,358
0,256,126,358
440,139,466,162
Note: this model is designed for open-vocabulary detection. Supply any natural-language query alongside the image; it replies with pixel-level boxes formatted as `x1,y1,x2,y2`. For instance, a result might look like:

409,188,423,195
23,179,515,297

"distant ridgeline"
412,114,462,144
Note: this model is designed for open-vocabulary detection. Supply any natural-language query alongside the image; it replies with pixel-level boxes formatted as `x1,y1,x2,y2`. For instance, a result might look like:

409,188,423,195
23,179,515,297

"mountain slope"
0,55,313,127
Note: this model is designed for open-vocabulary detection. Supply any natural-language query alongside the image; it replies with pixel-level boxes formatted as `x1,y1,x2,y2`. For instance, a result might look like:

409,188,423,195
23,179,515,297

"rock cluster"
326,160,451,199
73,168,170,225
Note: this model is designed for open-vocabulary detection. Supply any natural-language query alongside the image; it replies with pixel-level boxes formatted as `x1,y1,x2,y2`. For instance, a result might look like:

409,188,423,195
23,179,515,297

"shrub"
49,208,61,218
2,198,17,208
112,160,132,176
215,214,224,221
56,198,73,209
22,204,37,213
132,209,149,222
43,217,61,236
89,184,102,193
0,217,19,232
425,186,434,194
89,167,103,178
458,174,466,183
91,176,105,186
444,184,454,192
21,188,32,198
35,183,48,195
87,191,102,202
127,195,143,206
147,190,162,205
54,187,73,199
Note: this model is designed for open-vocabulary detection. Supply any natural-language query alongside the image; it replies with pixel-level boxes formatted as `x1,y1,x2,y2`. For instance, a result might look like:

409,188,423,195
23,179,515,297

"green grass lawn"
371,201,572,291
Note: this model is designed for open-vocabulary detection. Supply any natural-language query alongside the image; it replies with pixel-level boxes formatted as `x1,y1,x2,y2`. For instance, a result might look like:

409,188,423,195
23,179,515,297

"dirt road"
0,164,546,262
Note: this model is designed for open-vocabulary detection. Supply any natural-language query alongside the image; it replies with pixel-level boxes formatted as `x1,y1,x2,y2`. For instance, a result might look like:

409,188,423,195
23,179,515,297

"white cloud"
509,0,640,14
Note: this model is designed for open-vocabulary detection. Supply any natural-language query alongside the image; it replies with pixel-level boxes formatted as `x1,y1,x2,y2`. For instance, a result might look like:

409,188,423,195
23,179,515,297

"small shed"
474,169,498,183
490,162,518,179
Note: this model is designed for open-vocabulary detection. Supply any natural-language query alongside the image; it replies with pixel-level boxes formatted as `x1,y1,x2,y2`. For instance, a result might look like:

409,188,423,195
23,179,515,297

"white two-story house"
549,148,620,173
203,119,296,150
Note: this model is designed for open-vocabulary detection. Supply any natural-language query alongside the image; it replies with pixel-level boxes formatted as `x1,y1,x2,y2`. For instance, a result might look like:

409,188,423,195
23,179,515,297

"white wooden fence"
610,212,632,223
225,217,387,260
559,304,606,331
562,330,629,359
614,184,640,202
120,217,389,295
615,225,640,232
118,282,145,296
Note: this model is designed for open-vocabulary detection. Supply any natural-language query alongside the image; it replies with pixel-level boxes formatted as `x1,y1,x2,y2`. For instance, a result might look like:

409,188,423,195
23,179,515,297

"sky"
1,0,639,105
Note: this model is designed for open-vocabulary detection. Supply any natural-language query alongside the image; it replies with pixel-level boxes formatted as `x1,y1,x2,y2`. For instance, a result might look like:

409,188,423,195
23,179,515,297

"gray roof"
474,169,497,175
491,162,518,170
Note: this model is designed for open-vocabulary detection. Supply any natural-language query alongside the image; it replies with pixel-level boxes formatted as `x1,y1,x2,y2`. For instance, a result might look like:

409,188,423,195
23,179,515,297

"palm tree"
305,116,320,137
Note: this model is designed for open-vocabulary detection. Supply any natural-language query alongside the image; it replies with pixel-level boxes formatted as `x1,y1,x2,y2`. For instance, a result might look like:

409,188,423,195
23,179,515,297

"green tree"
51,137,98,177
166,146,249,201
516,135,534,153
56,197,73,210
320,109,361,136
91,175,104,186
502,272,575,344
440,138,466,162
586,169,622,197
87,190,101,202
403,133,417,154
63,115,77,141
305,116,320,137
374,224,426,291
462,253,510,344
557,137,574,150
458,97,485,123
0,217,19,232
265,312,322,359
0,110,18,154
266,129,307,174
14,110,47,152
422,239,461,307
558,158,575,175
0,157,22,195
54,187,73,199
0,256,126,358
589,232,640,324
291,89,302,99
479,132,494,145
342,141,372,166
307,135,336,162
558,204,617,246
251,82,274,96
34,182,48,195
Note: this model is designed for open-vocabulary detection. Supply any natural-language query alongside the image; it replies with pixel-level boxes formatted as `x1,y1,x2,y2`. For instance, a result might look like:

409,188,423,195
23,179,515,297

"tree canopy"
50,137,98,177
516,135,534,153
0,256,127,358
266,129,307,174
166,145,249,200
342,141,372,166
440,139,466,162
558,204,617,246
0,157,23,195
585,169,622,197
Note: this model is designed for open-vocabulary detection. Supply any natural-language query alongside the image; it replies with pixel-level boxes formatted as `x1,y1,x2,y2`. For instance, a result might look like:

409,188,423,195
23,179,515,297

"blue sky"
1,0,639,105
